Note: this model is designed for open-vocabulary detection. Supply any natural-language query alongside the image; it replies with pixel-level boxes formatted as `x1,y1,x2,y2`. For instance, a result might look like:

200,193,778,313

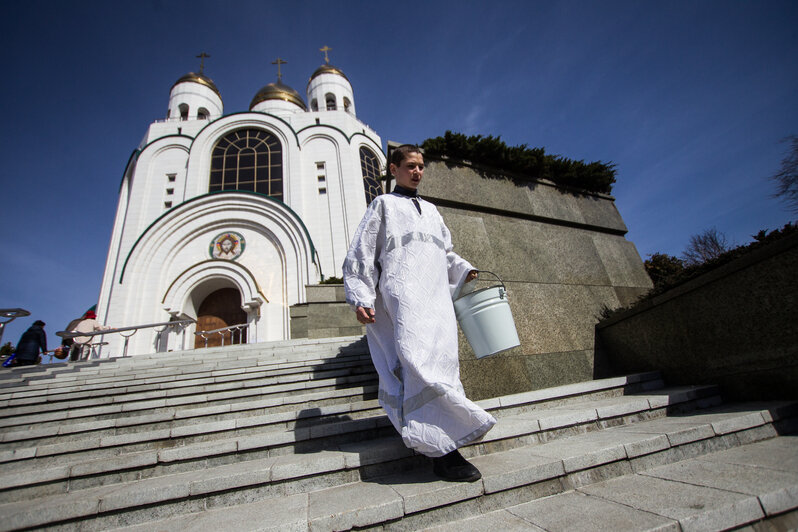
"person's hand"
465,270,478,283
356,306,376,324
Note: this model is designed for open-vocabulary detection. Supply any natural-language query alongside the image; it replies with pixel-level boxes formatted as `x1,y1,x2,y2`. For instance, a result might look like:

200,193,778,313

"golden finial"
196,52,210,74
272,57,287,82
320,46,332,64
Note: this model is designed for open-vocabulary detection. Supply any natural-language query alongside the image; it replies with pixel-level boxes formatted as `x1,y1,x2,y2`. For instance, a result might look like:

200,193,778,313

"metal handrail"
57,319,196,358
194,323,248,348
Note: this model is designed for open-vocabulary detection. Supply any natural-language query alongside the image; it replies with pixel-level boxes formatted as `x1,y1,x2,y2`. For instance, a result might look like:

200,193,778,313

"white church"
95,53,385,357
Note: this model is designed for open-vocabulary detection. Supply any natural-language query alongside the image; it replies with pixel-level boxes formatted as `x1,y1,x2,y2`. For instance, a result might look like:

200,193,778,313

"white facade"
96,64,385,357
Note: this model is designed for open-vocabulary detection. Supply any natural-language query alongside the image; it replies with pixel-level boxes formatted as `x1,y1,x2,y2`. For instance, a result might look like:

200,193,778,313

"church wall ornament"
210,231,246,260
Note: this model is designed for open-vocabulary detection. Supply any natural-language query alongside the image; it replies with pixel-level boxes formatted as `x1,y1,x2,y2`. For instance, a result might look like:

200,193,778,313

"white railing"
194,323,248,348
57,319,196,358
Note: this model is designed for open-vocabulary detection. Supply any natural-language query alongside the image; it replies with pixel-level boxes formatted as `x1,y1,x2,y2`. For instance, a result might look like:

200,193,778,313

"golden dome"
250,81,307,111
171,72,221,98
308,64,350,84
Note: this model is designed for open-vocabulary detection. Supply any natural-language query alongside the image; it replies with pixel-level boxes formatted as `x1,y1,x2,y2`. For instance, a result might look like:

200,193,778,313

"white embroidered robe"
343,192,496,457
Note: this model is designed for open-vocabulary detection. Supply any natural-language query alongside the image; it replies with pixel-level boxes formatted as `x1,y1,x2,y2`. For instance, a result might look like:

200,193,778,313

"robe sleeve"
439,213,476,298
342,199,385,310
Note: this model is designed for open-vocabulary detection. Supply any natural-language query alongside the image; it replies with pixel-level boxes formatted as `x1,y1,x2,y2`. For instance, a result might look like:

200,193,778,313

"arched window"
209,129,283,199
359,146,382,205
197,107,209,120
179,103,189,120
310,98,318,112
325,93,336,111
343,97,351,113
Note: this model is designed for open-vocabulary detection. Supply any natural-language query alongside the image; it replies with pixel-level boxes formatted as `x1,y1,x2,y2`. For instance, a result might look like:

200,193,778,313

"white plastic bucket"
454,271,521,358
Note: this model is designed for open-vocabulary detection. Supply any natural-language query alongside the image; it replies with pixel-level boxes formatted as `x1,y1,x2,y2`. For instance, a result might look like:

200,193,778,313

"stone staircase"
0,336,795,531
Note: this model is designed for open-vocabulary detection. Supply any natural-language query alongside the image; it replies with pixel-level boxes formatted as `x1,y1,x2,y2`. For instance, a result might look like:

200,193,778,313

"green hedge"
421,131,616,195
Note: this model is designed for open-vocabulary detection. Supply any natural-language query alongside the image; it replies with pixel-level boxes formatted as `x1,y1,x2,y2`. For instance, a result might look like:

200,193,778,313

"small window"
317,175,325,183
343,97,351,113
316,162,325,171
311,99,318,112
179,103,189,121
197,107,209,120
167,173,176,182
359,146,383,205
166,188,174,195
164,201,173,208
325,93,336,111
318,187,327,195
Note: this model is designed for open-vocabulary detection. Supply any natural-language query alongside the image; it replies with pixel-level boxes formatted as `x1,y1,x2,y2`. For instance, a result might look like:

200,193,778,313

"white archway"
102,192,318,357
161,260,266,349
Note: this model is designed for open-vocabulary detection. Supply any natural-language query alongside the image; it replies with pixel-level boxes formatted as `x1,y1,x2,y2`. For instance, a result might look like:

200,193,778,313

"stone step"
0,381,378,441
0,377,735,526
0,337,364,381
0,336,367,389
0,368,378,430
0,387,383,450
0,378,380,454
422,434,798,532
0,378,680,498
0,342,370,398
0,373,665,476
0,370,373,416
0,355,375,412
0,351,371,397
3,400,792,531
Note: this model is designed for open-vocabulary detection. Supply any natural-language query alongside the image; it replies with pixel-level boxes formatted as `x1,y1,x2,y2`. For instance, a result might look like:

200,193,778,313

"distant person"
60,316,83,361
15,320,47,366
70,311,110,361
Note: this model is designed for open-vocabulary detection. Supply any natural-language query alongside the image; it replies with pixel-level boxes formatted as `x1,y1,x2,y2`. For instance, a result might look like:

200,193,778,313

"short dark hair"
390,144,422,167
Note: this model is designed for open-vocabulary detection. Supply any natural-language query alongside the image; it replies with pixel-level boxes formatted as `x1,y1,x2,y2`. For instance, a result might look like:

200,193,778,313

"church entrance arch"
194,287,248,348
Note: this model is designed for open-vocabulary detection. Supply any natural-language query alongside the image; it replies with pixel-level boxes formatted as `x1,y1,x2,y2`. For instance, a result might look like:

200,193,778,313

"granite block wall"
290,285,366,340
292,158,653,400
422,159,651,399
597,232,798,401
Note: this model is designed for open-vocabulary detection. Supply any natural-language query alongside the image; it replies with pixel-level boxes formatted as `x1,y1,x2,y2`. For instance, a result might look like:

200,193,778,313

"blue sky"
1,0,796,350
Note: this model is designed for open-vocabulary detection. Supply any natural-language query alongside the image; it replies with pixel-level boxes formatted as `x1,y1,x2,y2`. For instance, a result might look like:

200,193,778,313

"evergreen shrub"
421,131,616,194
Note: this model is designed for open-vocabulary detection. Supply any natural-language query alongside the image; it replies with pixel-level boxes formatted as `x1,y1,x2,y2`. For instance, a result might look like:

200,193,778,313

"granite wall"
421,158,652,399
293,158,652,400
597,232,798,401
290,284,366,339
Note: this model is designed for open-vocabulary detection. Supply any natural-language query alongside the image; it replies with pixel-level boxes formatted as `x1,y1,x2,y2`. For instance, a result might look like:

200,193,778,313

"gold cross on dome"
272,57,287,81
320,46,332,64
196,52,210,74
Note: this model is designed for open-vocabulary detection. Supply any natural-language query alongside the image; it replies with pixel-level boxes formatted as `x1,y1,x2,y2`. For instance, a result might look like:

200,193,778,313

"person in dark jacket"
15,320,47,365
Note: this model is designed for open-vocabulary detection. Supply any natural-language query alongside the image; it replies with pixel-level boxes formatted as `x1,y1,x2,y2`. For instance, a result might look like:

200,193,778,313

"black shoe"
432,449,482,482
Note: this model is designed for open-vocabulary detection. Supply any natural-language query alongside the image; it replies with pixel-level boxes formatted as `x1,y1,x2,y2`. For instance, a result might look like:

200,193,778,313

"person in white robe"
343,144,495,482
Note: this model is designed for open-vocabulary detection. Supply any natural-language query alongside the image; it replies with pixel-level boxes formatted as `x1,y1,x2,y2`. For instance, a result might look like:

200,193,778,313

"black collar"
393,185,419,197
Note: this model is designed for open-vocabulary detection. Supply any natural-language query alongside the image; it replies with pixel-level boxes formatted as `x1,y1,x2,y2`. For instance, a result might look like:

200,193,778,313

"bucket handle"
454,270,507,300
